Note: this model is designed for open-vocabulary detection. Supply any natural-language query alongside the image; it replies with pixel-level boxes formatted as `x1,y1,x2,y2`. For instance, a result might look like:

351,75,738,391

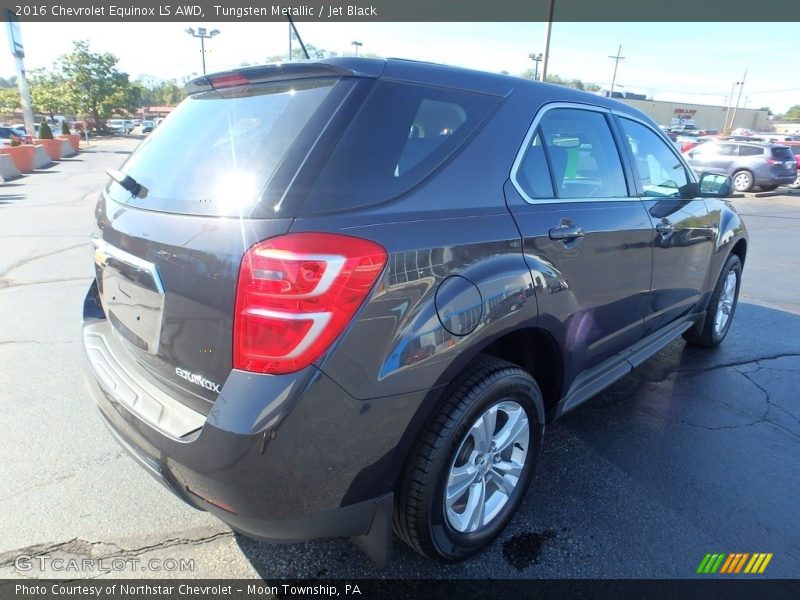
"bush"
61,120,71,135
38,119,54,139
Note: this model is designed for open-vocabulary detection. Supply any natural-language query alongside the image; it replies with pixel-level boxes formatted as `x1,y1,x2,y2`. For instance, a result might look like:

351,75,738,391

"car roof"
187,56,654,125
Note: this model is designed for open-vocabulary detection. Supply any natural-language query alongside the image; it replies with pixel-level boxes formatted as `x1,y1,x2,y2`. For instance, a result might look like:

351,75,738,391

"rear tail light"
766,158,781,165
234,233,387,374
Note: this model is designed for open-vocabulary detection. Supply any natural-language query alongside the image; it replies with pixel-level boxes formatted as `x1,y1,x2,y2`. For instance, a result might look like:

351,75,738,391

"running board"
555,313,700,419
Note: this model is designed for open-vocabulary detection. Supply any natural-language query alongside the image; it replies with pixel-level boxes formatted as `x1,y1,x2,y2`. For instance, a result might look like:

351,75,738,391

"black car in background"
82,58,747,565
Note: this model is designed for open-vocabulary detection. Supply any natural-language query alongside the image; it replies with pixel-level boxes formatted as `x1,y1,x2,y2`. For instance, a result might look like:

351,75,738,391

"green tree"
266,43,338,63
784,105,800,121
38,119,54,139
59,40,132,128
0,87,21,114
29,69,72,119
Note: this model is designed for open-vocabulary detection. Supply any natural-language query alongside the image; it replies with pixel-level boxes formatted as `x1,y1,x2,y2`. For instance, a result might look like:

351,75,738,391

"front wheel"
394,356,543,561
684,254,742,347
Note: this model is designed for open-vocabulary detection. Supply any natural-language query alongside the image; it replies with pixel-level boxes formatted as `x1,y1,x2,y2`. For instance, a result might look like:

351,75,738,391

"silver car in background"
685,141,797,192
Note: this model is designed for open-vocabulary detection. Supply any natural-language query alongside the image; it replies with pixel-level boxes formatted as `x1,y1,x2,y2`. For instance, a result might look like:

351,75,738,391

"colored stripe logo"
697,553,772,574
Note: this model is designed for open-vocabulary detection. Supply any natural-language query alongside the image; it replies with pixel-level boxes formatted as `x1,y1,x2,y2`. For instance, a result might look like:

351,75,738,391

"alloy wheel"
444,400,530,534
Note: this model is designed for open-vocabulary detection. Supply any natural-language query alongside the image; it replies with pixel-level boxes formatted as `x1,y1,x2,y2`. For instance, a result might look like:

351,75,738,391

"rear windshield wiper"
106,168,148,199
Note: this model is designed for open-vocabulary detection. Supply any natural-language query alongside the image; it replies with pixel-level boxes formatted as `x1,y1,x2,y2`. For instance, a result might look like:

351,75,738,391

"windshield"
107,77,343,217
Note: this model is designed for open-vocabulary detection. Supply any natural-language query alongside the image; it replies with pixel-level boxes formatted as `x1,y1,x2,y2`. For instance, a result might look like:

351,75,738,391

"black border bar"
2,579,800,600
1,0,800,22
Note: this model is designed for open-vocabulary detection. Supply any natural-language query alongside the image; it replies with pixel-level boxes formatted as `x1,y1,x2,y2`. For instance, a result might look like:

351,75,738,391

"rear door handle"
549,225,584,241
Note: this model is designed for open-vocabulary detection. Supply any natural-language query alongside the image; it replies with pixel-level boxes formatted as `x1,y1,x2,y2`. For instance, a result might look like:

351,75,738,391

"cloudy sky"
2,21,798,112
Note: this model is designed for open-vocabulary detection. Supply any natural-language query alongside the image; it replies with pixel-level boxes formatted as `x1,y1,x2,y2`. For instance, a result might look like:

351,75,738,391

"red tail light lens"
234,233,387,374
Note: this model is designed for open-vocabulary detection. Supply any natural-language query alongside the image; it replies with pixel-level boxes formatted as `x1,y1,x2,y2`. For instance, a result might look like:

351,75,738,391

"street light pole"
541,0,554,82
351,40,363,57
528,53,543,81
185,27,221,75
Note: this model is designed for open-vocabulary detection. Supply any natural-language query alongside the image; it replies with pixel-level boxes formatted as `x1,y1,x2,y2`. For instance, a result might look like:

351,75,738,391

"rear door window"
301,81,500,214
738,145,763,156
533,107,628,199
107,78,345,217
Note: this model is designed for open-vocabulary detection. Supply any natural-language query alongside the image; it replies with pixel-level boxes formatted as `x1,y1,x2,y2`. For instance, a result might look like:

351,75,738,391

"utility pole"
608,44,625,96
723,80,739,133
351,41,363,57
540,0,554,82
730,69,747,132
528,53,543,81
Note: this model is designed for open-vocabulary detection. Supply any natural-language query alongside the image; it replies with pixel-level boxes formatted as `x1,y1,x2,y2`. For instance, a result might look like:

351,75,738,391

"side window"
738,145,763,156
538,108,627,198
515,128,555,198
619,118,689,198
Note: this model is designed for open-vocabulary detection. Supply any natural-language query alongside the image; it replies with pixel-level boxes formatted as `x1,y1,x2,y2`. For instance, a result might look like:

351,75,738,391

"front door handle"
656,221,674,235
549,225,585,241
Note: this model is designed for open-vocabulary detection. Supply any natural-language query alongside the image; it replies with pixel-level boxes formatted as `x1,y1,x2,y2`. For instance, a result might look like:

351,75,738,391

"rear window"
300,80,500,215
106,78,344,216
771,146,794,160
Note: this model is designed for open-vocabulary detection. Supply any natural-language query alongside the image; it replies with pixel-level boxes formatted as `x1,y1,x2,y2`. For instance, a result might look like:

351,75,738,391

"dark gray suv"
686,140,797,192
82,58,747,565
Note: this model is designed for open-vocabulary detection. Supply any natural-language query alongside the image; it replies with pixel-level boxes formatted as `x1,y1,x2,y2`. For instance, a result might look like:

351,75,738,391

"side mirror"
698,172,732,198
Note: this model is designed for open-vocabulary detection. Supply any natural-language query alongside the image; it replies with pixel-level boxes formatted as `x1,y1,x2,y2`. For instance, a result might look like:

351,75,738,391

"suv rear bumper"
81,286,426,551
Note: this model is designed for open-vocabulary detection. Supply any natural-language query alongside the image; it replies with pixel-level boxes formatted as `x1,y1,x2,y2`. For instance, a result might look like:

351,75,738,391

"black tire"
759,184,779,192
683,254,742,347
393,356,543,561
731,170,754,193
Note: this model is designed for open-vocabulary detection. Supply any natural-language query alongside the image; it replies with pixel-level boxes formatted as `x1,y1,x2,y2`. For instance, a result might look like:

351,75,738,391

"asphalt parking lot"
0,137,797,579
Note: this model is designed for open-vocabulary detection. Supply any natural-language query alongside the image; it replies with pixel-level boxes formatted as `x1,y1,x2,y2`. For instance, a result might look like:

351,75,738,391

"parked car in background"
678,134,714,154
0,125,28,143
83,58,749,566
686,141,797,192
105,119,132,134
139,120,154,133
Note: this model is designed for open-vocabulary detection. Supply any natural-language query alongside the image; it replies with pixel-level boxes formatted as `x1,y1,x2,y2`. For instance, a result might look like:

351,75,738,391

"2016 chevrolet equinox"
82,58,747,565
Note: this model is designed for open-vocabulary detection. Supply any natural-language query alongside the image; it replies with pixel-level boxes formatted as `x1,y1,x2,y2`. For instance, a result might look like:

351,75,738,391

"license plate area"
93,239,165,354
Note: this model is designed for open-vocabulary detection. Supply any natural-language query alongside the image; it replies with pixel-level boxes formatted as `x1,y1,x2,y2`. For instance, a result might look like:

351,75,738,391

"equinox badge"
175,367,221,393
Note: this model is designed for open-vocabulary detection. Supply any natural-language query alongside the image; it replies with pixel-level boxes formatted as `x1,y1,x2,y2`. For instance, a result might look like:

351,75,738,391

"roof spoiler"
184,59,386,95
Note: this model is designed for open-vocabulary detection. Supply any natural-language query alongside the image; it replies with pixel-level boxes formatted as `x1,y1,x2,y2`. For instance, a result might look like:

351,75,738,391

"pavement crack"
0,474,76,503
0,532,233,567
0,340,75,346
0,276,90,290
0,243,87,279
737,368,800,436
677,353,800,374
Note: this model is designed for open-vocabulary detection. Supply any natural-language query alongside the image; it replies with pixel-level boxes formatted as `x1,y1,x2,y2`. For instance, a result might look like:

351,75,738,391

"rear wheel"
684,254,742,347
732,170,754,192
394,356,543,561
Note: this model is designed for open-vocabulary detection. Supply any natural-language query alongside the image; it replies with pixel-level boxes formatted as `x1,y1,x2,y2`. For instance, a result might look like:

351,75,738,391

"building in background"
608,96,769,132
